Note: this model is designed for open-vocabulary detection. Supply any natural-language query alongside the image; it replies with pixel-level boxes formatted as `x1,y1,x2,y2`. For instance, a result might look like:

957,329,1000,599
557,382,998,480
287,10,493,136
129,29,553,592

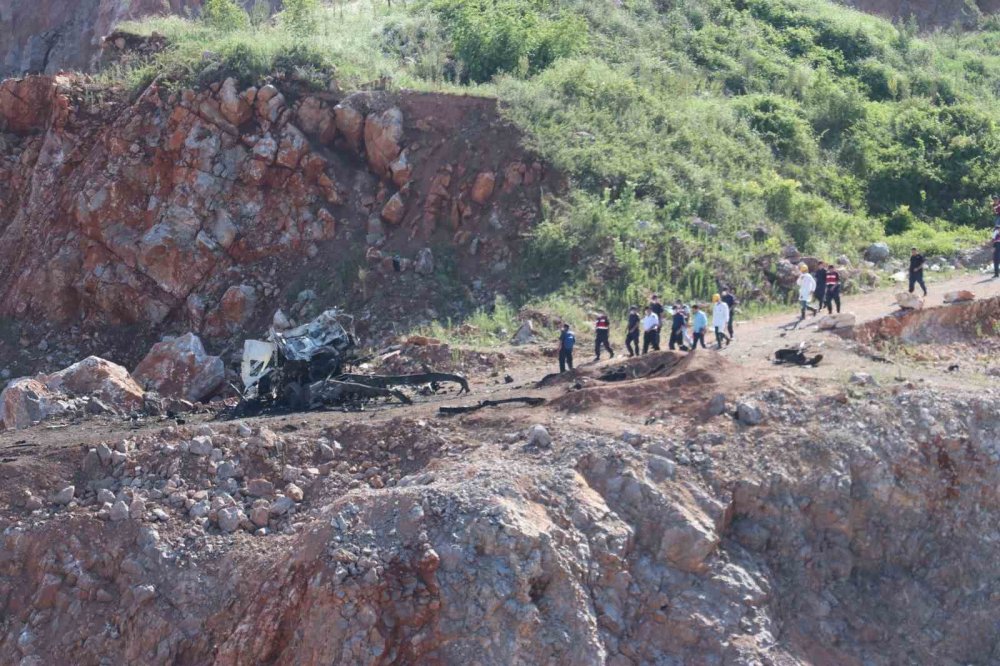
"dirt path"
722,270,1000,382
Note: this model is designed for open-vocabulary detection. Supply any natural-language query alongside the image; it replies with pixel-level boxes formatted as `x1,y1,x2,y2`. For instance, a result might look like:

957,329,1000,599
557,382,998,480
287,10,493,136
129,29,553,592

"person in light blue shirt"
690,304,708,349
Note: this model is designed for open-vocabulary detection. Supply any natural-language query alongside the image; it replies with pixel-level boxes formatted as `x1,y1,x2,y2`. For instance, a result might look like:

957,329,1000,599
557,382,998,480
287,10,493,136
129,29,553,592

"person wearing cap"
796,264,818,319
594,313,614,361
993,222,1000,279
625,306,641,357
711,294,731,348
690,304,708,349
641,306,660,354
909,247,927,296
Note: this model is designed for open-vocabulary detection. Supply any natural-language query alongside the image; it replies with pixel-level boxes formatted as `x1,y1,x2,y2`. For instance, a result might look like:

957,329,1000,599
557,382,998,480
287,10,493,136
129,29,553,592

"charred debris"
234,310,469,416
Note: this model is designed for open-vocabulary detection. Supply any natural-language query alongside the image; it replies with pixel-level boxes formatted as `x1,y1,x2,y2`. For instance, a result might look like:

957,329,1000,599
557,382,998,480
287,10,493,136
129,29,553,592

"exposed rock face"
132,333,225,403
0,378,58,429
856,295,1000,346
0,76,554,370
1,0,196,77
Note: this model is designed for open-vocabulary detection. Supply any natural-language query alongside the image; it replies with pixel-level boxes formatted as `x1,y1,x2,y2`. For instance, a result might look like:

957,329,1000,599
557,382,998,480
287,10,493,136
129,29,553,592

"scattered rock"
817,313,857,330
110,500,130,522
286,483,304,502
511,321,535,345
736,402,763,426
526,424,552,448
51,486,75,505
134,333,226,404
943,290,975,304
849,372,877,386
706,393,727,417
217,507,243,533
896,292,924,310
864,242,891,264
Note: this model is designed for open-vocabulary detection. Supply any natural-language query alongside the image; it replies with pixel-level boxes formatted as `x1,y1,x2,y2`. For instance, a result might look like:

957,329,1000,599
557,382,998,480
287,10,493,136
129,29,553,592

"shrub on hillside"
202,0,250,32
283,0,321,37
431,0,586,82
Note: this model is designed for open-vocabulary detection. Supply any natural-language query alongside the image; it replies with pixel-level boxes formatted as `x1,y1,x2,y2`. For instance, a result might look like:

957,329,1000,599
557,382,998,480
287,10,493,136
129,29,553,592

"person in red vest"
824,264,842,314
594,313,614,361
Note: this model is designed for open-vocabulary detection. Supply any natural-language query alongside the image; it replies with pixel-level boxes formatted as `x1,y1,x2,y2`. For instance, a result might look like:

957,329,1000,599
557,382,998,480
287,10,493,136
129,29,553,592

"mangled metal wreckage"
239,310,468,412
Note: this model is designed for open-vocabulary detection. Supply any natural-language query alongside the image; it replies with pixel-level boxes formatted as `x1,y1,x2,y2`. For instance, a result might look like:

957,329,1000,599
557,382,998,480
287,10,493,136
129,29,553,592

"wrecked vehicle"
237,309,468,413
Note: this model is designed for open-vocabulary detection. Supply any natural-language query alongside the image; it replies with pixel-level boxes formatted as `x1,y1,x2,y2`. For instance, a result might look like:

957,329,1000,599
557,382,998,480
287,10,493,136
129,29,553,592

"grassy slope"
113,0,1000,340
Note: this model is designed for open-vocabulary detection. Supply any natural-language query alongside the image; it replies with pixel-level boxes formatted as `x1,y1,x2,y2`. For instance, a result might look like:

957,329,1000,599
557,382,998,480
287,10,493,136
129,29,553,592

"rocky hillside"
0,74,553,376
2,290,1000,664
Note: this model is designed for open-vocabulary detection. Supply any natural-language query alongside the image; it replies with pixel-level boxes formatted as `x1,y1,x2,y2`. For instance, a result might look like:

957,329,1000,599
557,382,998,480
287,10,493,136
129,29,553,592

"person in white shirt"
711,294,730,349
641,307,660,354
796,264,818,319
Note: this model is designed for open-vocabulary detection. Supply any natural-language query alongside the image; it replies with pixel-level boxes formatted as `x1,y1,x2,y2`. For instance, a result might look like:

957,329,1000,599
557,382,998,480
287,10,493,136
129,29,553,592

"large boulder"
0,378,61,430
205,285,258,336
817,313,857,330
864,242,891,264
45,356,145,412
943,290,975,304
896,292,924,310
364,107,404,178
133,333,225,403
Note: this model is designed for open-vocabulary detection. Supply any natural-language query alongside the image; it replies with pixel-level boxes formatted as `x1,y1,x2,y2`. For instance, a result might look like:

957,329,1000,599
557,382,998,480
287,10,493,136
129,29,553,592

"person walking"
594,313,614,361
813,262,827,314
824,264,842,314
648,294,665,323
909,247,927,296
625,306,641,357
558,323,576,373
690,304,708,349
711,294,731,349
797,264,818,319
992,222,1000,279
641,306,660,354
720,289,737,340
668,301,688,351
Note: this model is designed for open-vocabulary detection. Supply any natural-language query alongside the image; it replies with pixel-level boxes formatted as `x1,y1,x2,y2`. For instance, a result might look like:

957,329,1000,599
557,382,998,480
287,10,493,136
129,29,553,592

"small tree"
202,0,250,32
283,0,321,37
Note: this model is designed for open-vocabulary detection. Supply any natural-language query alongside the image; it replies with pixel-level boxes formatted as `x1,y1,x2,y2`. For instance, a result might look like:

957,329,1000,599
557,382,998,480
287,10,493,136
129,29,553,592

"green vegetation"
112,0,1000,326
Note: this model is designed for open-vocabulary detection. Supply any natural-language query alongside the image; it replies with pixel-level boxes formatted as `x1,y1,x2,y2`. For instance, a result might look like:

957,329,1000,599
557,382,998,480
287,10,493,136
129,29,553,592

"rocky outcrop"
855,294,1000,346
0,75,554,371
132,333,224,402
0,355,143,428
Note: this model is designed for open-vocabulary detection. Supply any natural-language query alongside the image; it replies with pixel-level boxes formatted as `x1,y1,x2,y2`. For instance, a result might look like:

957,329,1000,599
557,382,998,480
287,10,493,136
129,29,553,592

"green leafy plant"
202,0,250,32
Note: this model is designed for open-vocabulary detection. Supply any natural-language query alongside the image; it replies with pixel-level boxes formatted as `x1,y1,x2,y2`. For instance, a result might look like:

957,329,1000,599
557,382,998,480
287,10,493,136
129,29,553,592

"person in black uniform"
813,263,827,315
993,222,1000,278
720,289,737,340
625,306,640,357
909,247,927,296
668,302,688,350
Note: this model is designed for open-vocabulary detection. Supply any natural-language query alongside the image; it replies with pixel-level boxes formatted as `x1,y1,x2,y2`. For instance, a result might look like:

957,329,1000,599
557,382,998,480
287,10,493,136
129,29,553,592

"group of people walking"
556,291,738,372
795,261,844,319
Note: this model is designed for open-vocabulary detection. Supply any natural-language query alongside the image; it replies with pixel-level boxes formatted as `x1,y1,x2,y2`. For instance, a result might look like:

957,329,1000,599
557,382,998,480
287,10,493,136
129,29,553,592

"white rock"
51,486,75,505
217,506,243,533
189,436,213,456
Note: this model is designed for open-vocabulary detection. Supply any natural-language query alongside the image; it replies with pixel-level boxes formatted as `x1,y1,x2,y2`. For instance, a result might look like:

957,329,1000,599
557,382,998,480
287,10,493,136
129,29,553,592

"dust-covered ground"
3,275,1000,665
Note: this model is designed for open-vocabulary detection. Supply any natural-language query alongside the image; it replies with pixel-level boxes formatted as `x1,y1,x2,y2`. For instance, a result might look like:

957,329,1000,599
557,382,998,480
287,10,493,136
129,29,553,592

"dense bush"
202,0,250,32
429,0,587,82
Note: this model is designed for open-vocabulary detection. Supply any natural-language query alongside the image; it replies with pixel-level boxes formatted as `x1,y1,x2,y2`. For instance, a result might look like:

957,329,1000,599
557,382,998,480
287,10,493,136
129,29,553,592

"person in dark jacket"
909,247,927,296
824,265,842,314
558,324,575,373
625,306,640,357
813,262,827,314
720,289,737,339
594,314,614,360
668,302,688,351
